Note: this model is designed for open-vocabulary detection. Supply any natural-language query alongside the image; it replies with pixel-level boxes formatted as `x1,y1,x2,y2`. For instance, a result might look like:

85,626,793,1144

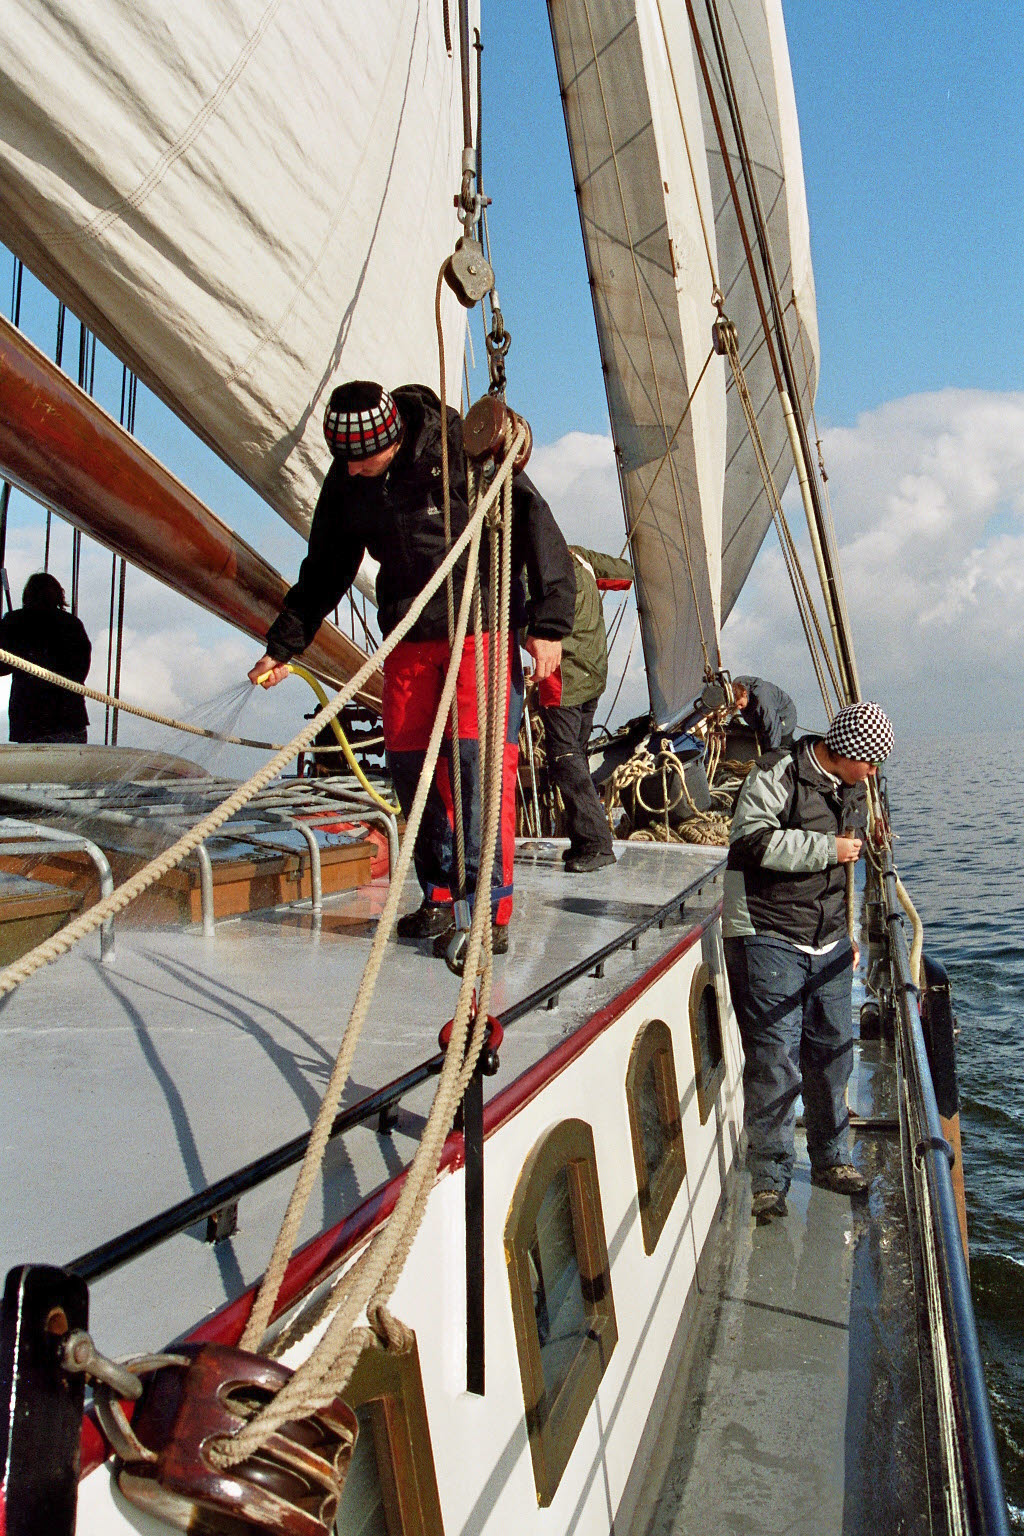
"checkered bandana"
824,701,893,764
323,381,403,460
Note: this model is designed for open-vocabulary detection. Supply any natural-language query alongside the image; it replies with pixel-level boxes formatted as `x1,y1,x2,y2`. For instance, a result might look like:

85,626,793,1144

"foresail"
691,0,820,623
550,0,818,724
0,0,475,539
549,0,727,726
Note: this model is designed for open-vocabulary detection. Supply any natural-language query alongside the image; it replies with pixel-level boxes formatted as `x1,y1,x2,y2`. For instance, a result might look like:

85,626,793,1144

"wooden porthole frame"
625,1020,687,1254
504,1118,617,1507
336,1332,445,1536
689,962,726,1124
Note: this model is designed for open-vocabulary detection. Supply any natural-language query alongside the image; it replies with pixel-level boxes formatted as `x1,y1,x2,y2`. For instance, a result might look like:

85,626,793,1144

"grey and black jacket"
722,739,867,947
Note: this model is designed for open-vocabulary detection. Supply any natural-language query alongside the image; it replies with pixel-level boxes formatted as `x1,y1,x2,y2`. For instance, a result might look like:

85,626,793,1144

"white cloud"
724,389,1024,734
5,386,1017,753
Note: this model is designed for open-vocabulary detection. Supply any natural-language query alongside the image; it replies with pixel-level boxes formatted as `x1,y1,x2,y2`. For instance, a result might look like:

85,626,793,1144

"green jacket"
555,546,634,709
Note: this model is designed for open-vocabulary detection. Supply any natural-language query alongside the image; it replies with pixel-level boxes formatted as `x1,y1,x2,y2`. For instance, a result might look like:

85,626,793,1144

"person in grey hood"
722,700,894,1220
732,674,796,751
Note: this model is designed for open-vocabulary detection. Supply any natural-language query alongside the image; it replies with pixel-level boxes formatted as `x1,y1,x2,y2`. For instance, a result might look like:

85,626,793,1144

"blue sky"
2,2,1022,741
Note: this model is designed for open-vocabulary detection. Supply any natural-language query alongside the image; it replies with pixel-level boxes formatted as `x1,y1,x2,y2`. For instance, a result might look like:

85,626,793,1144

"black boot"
396,901,455,940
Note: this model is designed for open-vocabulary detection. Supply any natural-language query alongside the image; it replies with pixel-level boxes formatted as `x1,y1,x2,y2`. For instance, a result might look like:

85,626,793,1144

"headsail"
548,0,819,725
0,1,476,540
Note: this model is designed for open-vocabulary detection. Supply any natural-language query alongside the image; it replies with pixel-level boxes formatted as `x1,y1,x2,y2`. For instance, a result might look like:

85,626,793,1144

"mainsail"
0,0,475,542
548,0,819,724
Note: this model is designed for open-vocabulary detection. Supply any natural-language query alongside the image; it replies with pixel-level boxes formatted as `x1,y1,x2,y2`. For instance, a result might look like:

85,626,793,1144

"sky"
1,1,1023,753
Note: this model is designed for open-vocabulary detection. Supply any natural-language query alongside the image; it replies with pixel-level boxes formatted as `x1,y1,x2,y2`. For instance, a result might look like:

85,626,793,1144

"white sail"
0,0,475,540
548,0,726,725
693,0,819,622
549,0,819,723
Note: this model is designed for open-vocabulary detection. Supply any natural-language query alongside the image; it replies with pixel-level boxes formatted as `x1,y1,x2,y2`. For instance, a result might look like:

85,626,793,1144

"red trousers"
382,635,523,925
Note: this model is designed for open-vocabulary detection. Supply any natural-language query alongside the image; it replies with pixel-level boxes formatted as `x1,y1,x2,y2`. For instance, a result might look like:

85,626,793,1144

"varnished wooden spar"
0,316,382,708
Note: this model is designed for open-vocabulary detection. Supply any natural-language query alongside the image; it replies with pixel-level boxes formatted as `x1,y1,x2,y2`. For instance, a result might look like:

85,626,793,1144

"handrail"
880,851,1009,1535
66,861,723,1282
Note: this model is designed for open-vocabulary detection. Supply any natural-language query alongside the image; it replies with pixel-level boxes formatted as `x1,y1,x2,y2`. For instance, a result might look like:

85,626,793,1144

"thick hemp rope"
210,429,519,1469
0,646,284,751
0,450,521,1000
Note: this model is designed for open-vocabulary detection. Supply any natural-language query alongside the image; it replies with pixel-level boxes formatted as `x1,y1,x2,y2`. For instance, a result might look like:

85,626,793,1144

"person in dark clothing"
537,546,633,872
250,381,575,953
0,572,91,743
722,700,894,1221
732,674,797,751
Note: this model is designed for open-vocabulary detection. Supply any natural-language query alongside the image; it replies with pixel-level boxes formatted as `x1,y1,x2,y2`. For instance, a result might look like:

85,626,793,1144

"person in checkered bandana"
250,380,576,961
721,697,893,1220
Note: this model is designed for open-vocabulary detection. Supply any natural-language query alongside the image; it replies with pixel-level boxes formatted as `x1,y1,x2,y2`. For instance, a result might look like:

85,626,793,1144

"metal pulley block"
110,1343,357,1536
443,236,494,308
462,396,532,474
711,313,738,356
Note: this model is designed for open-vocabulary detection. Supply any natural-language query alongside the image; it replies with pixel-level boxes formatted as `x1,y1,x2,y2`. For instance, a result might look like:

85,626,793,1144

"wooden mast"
0,315,382,709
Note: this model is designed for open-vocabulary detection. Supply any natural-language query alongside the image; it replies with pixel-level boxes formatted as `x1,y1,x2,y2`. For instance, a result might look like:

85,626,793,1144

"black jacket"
0,607,91,741
266,384,576,660
723,740,867,947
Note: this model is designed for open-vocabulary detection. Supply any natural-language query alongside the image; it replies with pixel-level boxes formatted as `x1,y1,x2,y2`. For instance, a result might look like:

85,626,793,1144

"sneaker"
564,850,617,873
811,1164,869,1195
431,922,509,967
751,1189,787,1221
395,902,455,940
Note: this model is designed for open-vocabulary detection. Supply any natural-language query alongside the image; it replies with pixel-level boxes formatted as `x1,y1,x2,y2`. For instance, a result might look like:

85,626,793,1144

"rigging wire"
695,0,860,701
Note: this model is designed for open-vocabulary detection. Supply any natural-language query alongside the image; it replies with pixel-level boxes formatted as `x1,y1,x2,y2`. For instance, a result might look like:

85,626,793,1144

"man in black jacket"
250,381,575,952
721,700,894,1219
0,572,91,743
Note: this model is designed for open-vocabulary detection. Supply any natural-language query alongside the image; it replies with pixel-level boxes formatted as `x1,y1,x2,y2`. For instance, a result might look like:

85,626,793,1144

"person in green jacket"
537,546,634,871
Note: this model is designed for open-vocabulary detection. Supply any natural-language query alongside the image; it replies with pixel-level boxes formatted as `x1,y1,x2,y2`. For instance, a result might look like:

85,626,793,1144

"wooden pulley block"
443,236,494,308
462,397,532,472
114,1344,357,1536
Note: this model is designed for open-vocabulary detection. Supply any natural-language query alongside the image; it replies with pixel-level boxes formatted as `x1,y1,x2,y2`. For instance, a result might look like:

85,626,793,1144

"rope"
0,448,522,1001
436,264,469,901
209,425,520,1469
0,647,285,752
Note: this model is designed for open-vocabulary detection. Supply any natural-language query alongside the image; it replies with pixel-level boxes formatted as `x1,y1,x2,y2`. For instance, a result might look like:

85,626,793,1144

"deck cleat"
109,1343,357,1536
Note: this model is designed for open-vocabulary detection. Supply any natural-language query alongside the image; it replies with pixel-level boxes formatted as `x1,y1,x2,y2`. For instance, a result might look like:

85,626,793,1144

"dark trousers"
383,635,523,925
540,698,613,858
724,934,855,1194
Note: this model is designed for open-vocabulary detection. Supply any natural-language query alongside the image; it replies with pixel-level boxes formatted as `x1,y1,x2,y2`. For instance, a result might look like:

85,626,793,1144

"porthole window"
505,1119,617,1507
625,1020,686,1253
334,1334,444,1536
689,962,726,1123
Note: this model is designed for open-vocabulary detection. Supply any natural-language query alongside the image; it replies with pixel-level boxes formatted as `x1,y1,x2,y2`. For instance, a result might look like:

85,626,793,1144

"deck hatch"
625,1020,687,1253
689,962,726,1123
504,1118,617,1507
334,1334,444,1536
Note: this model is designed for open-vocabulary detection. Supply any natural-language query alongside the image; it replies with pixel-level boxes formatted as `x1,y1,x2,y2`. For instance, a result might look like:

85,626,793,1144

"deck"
631,1034,931,1536
0,837,724,1360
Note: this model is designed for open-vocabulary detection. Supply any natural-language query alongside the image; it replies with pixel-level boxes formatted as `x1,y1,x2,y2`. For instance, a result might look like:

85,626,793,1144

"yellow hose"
261,662,400,815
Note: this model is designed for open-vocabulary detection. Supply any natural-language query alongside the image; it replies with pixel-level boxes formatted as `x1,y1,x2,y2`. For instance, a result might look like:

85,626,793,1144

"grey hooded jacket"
722,739,867,947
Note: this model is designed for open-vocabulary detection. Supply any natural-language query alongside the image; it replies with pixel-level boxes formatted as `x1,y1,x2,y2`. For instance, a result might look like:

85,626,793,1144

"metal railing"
880,851,1009,1535
66,864,722,1282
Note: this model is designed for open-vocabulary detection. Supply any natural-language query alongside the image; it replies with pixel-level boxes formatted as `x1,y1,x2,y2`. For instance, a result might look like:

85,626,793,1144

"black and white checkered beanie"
824,701,893,764
323,380,403,461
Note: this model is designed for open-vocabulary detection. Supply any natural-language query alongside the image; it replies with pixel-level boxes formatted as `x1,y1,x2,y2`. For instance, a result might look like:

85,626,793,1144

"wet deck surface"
0,838,723,1357
631,1038,930,1536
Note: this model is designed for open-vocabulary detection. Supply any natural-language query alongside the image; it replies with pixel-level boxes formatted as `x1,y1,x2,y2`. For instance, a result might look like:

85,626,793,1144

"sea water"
887,732,1024,1524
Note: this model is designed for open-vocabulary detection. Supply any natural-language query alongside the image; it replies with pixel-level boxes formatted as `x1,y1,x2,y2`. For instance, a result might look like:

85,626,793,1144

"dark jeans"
724,934,855,1194
541,698,613,858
